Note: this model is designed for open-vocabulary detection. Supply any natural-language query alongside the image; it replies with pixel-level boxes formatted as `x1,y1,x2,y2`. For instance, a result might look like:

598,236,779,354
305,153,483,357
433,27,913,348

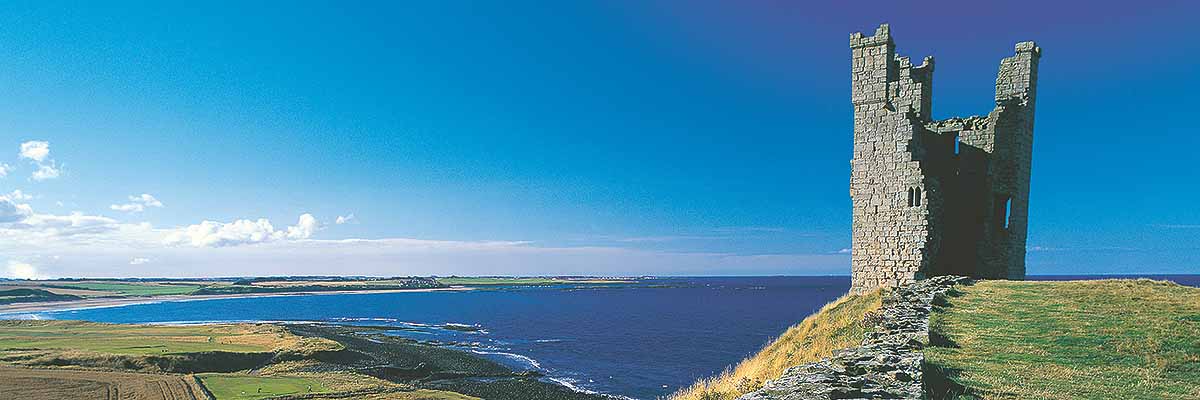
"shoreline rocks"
740,275,968,400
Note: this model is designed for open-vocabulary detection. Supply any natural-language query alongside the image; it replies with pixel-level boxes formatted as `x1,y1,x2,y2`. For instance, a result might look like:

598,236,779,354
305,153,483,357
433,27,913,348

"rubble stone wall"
739,276,969,400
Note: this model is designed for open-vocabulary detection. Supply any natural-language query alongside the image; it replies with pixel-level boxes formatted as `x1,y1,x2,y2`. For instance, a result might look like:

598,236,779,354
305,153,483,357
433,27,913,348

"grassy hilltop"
926,279,1200,399
675,278,1200,400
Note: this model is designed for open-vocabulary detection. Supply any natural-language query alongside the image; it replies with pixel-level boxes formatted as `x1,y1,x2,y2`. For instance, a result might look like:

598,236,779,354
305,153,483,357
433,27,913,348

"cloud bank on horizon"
0,140,849,279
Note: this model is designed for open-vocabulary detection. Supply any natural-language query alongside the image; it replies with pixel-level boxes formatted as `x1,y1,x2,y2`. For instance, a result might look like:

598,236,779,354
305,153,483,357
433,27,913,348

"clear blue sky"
0,1,1197,277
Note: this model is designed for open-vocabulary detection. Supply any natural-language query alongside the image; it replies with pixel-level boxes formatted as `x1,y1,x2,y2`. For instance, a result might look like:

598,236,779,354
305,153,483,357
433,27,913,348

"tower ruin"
849,24,1040,294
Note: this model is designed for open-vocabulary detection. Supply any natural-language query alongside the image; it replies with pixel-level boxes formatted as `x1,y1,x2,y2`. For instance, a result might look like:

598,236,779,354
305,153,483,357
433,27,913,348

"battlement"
849,24,892,48
848,25,1039,294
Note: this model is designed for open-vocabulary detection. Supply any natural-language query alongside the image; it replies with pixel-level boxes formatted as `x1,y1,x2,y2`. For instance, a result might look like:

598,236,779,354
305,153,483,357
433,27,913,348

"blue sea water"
9,275,1200,399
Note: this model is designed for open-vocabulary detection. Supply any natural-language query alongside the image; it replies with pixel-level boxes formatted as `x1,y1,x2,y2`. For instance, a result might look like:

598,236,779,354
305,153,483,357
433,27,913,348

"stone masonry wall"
740,276,970,400
849,25,939,294
849,24,1039,294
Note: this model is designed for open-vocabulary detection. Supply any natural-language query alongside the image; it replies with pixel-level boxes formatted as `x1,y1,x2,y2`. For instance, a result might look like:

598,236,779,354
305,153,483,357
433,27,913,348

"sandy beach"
0,286,474,315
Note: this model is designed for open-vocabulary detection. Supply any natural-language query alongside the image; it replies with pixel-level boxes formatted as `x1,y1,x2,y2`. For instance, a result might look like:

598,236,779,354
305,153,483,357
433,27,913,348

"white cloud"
18,141,62,181
110,193,164,213
836,248,851,254
335,214,356,225
7,190,33,201
164,213,321,248
4,260,42,280
0,194,34,223
286,213,320,239
0,163,10,178
30,162,61,181
0,202,847,277
19,141,49,162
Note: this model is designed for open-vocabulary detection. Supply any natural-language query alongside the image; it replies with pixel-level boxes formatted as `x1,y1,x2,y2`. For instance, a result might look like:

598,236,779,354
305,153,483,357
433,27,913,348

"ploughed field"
0,365,207,400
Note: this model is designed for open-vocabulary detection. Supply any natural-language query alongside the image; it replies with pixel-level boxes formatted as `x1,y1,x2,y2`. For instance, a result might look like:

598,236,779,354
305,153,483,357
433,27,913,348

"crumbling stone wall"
740,276,970,400
849,24,1039,294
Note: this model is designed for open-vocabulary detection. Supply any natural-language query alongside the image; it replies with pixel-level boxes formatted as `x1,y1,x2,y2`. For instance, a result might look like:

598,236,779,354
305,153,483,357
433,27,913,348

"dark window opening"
907,187,921,207
995,194,1013,231
953,133,961,155
1004,197,1012,229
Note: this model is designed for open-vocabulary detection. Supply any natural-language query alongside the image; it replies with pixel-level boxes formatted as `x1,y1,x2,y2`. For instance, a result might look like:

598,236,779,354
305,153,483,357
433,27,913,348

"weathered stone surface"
849,24,1039,295
739,275,968,400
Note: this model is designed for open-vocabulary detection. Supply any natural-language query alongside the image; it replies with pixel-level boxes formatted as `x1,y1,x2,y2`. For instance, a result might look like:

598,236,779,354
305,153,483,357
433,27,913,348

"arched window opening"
915,188,922,206
907,188,914,207
953,133,961,155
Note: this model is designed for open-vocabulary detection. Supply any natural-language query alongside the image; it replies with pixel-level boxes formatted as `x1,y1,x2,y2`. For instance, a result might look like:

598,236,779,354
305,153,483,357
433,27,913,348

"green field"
0,320,296,355
925,279,1200,399
198,373,328,399
436,277,631,286
53,282,204,296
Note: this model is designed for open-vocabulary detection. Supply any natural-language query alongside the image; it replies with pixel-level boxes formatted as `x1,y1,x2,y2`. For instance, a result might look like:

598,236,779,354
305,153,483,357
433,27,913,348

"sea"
6,275,1199,399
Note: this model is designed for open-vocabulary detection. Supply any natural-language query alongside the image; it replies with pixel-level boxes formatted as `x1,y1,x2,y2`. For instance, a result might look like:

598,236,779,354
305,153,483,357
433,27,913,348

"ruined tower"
849,24,1039,294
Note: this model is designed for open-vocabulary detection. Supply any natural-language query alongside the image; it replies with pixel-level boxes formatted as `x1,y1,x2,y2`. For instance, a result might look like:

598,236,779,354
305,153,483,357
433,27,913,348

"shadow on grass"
923,361,980,400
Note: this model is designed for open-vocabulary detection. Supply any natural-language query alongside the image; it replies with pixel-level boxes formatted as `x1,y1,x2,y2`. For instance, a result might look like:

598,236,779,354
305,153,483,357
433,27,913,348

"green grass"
925,279,1200,399
436,277,630,286
672,288,885,400
0,288,81,305
53,282,203,296
0,320,295,355
198,373,329,399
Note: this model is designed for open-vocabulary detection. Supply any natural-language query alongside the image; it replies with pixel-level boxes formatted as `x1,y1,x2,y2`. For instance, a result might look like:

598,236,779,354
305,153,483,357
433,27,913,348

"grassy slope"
926,279,1200,399
0,320,336,355
672,288,884,400
52,282,203,296
198,373,330,399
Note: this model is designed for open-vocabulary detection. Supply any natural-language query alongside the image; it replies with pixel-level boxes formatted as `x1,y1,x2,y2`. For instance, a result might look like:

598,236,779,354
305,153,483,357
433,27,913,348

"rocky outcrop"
739,275,968,400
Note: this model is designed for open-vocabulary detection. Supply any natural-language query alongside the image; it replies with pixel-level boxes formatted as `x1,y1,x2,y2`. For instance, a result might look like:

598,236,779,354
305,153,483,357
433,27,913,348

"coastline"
0,286,474,315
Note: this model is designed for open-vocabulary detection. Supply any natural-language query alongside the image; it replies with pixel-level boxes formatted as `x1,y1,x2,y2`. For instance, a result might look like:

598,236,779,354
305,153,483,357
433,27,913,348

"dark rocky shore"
285,323,611,400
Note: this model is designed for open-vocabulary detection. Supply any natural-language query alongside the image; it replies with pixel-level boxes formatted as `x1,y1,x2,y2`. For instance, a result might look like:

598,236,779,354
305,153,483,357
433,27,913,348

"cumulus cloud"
4,260,42,280
110,193,165,213
30,163,61,181
287,213,320,239
0,194,34,223
335,214,356,225
19,141,62,181
130,257,151,265
165,213,321,248
19,141,49,162
7,190,33,201
0,163,10,178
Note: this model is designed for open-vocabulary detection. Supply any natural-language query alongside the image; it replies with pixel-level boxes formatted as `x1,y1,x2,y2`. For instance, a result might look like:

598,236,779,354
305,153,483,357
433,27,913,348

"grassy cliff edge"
671,288,884,400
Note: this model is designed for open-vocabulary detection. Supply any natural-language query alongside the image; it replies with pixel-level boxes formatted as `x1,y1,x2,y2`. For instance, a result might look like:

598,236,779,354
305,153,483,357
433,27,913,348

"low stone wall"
739,275,968,400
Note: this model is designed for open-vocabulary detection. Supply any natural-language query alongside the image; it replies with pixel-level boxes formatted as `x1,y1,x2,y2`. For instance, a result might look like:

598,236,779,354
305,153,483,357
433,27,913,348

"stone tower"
849,24,1039,294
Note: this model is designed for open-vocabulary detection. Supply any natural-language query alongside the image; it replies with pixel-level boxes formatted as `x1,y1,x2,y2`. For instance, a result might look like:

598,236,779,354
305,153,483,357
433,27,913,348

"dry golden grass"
671,288,884,400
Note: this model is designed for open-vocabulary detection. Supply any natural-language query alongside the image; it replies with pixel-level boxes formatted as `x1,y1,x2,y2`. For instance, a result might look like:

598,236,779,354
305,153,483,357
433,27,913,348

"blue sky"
0,1,1197,278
